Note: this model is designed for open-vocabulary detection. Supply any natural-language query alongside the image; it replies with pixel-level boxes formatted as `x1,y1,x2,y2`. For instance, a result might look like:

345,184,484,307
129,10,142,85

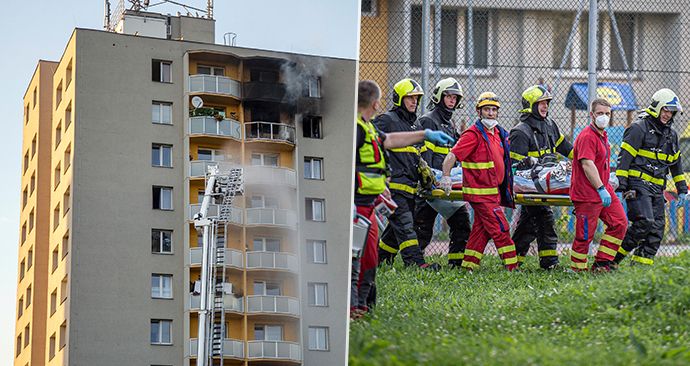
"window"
25,104,29,124
305,77,321,98
250,195,279,209
308,327,329,351
59,322,67,349
54,163,61,189
304,157,323,180
303,116,322,138
153,186,173,210
49,333,56,360
361,0,376,16
464,10,490,69
197,148,227,161
250,69,279,83
26,286,32,307
308,283,328,306
609,13,636,72
306,198,325,221
308,240,327,264
60,275,68,303
63,189,70,215
150,320,172,345
31,135,37,158
152,229,173,254
253,281,281,296
19,259,25,281
55,122,62,148
410,6,423,67
23,152,29,173
62,233,69,258
152,144,173,167
33,87,37,107
254,325,283,341
250,153,279,167
27,249,32,270
21,223,27,244
253,237,280,252
66,60,73,88
53,204,60,231
16,335,21,357
152,60,172,83
152,101,173,125
24,324,30,348
64,146,71,171
22,187,28,209
151,274,173,299
52,247,59,272
55,81,63,107
50,290,57,316
65,103,72,128
30,173,35,194
29,210,34,232
197,65,224,76
18,297,24,318
441,9,458,67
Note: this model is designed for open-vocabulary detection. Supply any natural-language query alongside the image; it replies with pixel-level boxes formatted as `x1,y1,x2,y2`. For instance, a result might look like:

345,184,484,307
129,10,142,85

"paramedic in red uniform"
569,98,627,272
440,92,518,271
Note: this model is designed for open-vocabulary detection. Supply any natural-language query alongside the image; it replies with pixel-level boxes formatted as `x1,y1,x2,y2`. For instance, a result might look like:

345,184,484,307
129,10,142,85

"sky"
0,0,359,361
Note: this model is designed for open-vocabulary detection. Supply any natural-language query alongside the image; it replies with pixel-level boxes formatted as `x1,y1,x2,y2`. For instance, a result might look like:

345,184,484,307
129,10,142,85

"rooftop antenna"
223,32,237,46
104,0,111,30
207,0,213,19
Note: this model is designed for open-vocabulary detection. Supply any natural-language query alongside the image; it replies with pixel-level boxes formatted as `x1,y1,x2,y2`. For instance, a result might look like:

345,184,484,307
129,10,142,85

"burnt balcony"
244,122,295,145
242,81,287,103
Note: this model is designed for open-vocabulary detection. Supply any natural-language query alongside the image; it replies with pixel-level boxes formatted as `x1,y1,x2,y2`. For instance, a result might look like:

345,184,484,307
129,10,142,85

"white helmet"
645,88,683,118
430,77,463,109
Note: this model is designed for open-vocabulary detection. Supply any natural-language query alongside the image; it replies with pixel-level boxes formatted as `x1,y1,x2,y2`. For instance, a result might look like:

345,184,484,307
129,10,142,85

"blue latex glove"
678,192,689,204
424,129,455,146
597,186,611,207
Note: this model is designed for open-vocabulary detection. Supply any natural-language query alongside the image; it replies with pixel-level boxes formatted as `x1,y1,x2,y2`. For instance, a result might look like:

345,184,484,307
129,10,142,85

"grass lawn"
349,252,690,365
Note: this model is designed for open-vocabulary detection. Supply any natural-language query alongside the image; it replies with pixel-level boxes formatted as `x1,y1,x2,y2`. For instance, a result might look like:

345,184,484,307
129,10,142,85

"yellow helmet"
476,92,500,109
430,77,463,109
392,78,424,107
645,88,683,118
519,85,552,114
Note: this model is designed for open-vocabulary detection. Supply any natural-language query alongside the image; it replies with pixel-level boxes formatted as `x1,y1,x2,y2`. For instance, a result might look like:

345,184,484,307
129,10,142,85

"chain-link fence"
360,0,690,257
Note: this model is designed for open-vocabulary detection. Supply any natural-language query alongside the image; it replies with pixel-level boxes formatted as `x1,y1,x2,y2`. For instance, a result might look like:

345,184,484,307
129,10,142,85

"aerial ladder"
193,165,243,366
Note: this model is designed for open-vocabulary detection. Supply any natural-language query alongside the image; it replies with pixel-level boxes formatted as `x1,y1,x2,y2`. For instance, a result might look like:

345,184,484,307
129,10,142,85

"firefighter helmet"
476,92,501,109
392,78,424,107
519,85,552,114
645,88,683,118
430,77,463,109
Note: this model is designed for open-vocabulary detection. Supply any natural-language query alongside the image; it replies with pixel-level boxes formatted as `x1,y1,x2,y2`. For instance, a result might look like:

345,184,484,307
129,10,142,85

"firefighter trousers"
461,202,518,271
378,193,426,267
615,193,665,265
571,197,627,271
414,198,470,266
512,205,559,268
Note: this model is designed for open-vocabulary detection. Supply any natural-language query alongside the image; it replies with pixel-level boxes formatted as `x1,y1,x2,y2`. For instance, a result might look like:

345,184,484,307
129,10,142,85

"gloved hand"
424,129,455,146
597,186,611,207
678,192,689,204
515,156,538,171
439,175,452,196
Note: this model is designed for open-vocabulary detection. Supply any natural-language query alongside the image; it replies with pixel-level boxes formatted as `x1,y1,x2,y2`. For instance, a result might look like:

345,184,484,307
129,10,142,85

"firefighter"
352,80,454,316
569,98,627,272
440,92,518,271
374,78,452,269
510,85,573,269
613,89,689,266
414,78,471,267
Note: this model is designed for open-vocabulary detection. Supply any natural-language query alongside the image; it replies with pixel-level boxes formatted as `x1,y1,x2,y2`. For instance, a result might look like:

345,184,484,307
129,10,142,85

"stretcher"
427,189,574,206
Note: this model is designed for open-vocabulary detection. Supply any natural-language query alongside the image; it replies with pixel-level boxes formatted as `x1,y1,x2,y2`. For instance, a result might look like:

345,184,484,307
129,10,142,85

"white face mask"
481,119,498,129
594,114,610,129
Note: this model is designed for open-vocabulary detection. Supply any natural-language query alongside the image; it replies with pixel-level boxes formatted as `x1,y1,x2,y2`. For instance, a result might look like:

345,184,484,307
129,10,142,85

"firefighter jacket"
509,113,573,164
616,113,688,196
373,106,425,197
355,115,388,197
458,120,515,208
418,106,459,170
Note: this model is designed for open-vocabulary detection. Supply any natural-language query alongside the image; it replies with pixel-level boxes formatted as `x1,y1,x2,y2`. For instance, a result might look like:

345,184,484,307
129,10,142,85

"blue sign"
565,82,638,111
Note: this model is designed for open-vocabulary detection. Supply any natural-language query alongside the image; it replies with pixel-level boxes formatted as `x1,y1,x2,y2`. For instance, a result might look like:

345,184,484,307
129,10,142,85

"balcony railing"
190,247,243,268
189,293,243,313
244,122,295,144
188,338,245,358
246,295,300,316
247,341,301,361
243,166,296,187
246,251,298,272
189,74,241,98
245,208,297,228
189,204,243,225
189,160,238,178
189,116,242,139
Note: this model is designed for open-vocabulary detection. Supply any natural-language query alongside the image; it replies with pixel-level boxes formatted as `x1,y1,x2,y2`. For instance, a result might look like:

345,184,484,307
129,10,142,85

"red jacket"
451,121,515,208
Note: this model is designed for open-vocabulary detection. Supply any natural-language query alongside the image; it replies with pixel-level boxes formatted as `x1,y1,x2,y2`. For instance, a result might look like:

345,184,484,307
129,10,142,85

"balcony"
245,208,297,228
242,81,287,103
247,341,301,361
246,295,300,316
189,74,241,98
188,338,245,359
243,166,296,187
244,122,295,145
188,204,243,225
190,247,243,268
189,116,242,140
189,293,243,313
189,160,238,178
246,251,298,272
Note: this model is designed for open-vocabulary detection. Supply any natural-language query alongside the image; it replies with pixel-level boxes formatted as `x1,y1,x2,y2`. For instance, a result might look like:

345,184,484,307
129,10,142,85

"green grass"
349,253,690,366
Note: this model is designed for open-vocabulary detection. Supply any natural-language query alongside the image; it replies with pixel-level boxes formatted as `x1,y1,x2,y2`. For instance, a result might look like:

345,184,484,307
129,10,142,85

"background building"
14,8,355,366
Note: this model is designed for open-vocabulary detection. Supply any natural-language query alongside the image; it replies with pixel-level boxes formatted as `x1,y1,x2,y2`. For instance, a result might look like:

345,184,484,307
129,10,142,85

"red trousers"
461,202,518,270
355,204,378,310
571,196,627,270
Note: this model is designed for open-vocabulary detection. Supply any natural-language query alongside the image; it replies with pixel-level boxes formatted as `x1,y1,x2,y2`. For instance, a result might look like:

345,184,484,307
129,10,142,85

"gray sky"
0,0,359,360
